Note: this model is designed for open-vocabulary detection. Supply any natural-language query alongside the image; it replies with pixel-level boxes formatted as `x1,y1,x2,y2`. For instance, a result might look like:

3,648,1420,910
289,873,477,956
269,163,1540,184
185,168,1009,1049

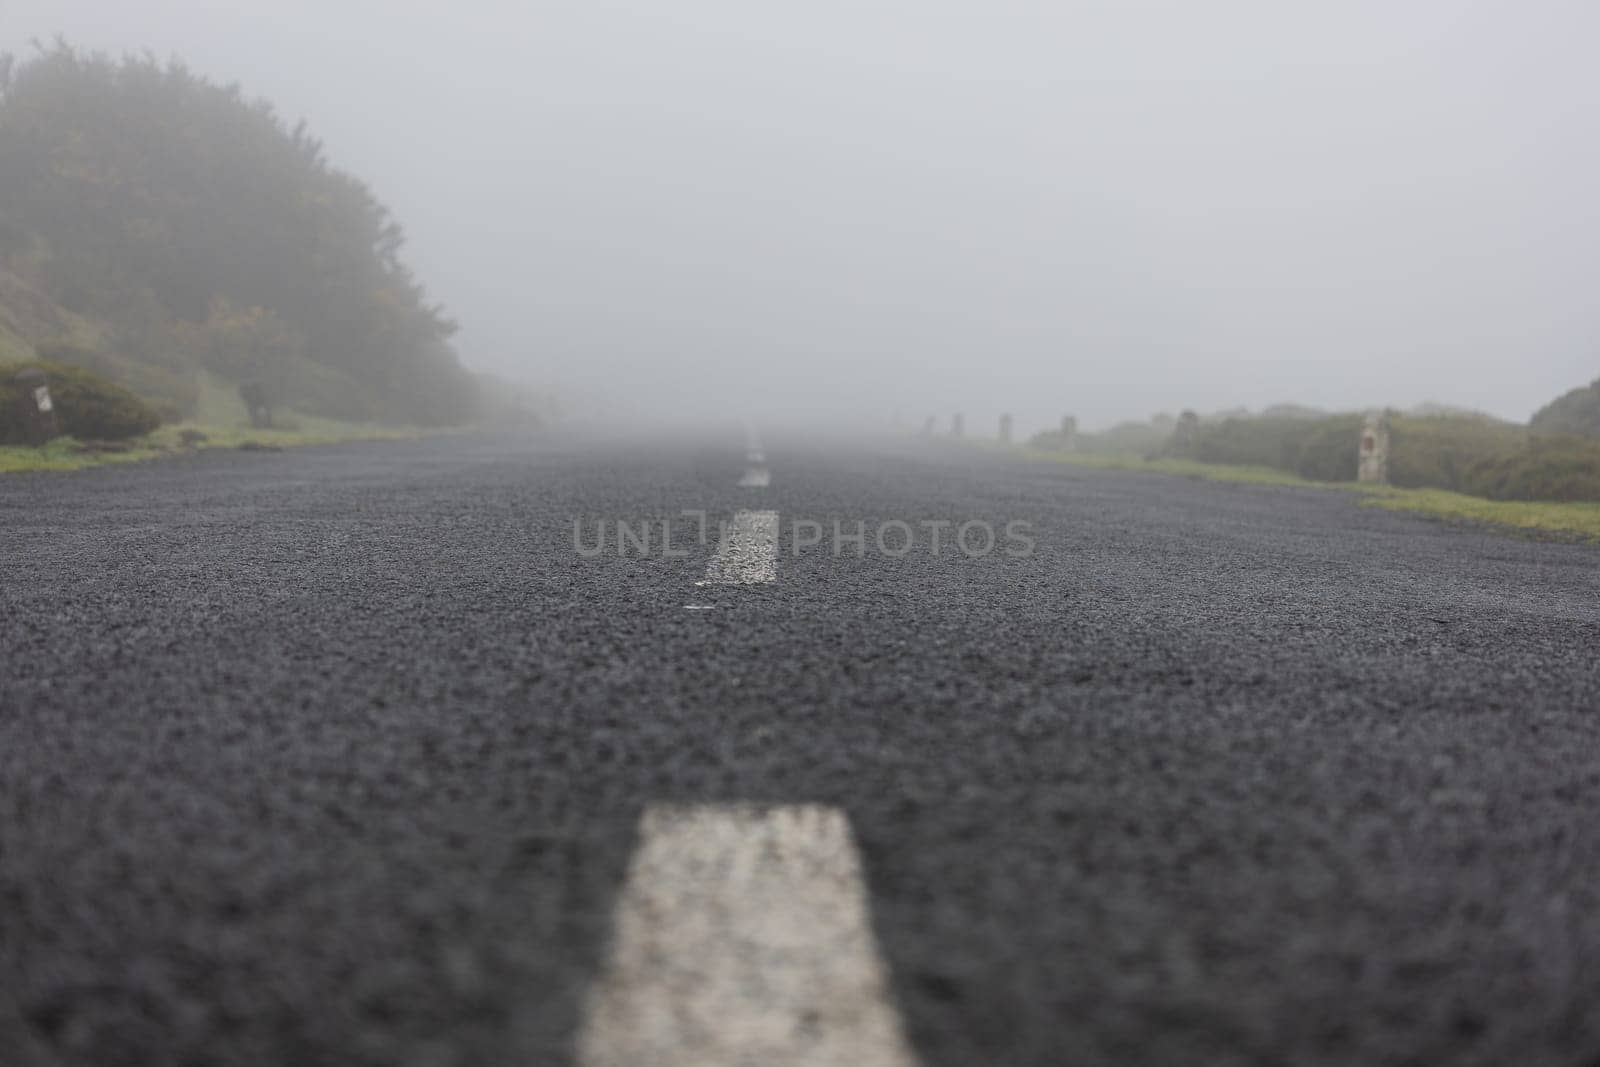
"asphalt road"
2,429,1599,1066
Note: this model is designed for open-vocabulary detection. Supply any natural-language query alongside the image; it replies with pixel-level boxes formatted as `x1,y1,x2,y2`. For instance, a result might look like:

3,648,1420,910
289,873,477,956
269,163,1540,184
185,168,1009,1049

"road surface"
2,429,1598,1066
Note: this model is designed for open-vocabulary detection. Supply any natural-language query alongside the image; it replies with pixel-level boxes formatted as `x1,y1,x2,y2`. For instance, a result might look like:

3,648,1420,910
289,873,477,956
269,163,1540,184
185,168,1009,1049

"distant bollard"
11,368,60,446
999,413,1013,445
1059,415,1078,451
1358,411,1391,484
951,413,964,438
1171,410,1200,454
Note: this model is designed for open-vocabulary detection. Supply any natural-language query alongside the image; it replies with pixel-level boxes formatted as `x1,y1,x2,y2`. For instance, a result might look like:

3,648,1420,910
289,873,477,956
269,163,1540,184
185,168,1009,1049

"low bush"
35,341,199,421
1462,434,1600,502
1155,413,1364,481
1178,414,1364,481
0,360,162,442
1387,414,1529,492
1029,415,1176,457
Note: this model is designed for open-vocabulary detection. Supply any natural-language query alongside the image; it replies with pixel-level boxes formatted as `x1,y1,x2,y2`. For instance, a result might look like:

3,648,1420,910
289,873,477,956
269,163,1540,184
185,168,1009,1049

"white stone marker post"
1358,412,1391,484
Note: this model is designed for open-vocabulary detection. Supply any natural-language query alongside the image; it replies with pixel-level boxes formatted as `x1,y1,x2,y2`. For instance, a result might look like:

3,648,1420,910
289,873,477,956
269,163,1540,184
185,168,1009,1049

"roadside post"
1172,410,1200,454
1358,412,1390,484
999,413,1013,445
12,367,59,446
1059,415,1077,451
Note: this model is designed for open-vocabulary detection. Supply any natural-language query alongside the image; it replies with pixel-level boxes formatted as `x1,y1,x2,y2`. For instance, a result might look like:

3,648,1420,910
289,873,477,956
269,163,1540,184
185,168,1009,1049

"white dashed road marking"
700,509,778,585
577,805,920,1067
632,440,908,1058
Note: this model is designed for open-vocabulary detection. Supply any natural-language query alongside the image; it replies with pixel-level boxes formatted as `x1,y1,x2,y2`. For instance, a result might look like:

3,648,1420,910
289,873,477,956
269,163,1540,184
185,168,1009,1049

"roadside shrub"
1292,417,1366,481
1031,415,1177,456
0,360,161,442
1095,417,1177,457
1161,413,1364,481
1463,435,1600,501
1387,414,1529,493
35,341,198,421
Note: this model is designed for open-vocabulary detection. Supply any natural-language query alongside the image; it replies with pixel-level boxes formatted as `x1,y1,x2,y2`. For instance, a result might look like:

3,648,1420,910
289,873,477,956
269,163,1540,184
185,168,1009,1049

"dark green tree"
0,42,478,425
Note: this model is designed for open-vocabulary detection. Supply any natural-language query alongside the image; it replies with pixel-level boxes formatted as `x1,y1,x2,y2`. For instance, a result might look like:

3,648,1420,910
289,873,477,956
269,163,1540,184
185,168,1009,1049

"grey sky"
5,0,1598,433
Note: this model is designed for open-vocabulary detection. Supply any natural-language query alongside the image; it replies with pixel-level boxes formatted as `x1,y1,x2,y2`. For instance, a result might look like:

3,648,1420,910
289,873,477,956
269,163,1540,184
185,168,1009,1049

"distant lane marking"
577,805,920,1067
683,604,717,611
738,465,771,488
699,510,778,585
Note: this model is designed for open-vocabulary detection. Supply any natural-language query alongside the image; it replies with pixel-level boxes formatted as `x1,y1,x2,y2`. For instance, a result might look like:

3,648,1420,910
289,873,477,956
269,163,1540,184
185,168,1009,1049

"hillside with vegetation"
0,44,478,428
1531,378,1600,441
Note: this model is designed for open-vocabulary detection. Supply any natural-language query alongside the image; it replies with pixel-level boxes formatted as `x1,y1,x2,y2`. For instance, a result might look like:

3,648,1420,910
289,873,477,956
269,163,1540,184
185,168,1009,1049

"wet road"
2,428,1599,1066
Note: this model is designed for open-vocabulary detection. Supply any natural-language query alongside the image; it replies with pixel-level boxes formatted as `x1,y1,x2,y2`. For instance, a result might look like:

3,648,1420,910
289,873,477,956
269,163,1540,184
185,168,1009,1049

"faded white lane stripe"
577,805,919,1067
700,509,778,584
738,465,771,488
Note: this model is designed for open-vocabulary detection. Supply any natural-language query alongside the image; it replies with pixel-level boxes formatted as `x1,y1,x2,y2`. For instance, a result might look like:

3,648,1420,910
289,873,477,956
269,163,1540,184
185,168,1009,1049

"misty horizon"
6,0,1597,436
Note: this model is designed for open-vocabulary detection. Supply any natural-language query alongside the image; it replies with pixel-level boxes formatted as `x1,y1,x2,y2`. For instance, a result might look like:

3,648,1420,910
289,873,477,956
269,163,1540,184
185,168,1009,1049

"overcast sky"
5,0,1598,432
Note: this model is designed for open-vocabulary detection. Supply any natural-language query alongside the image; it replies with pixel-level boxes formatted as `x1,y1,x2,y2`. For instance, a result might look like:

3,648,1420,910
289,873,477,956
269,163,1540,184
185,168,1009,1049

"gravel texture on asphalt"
2,430,1598,1066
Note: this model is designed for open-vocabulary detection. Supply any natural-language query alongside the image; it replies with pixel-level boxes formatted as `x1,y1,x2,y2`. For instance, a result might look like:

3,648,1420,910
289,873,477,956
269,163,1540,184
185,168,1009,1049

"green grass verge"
0,436,164,474
979,440,1337,489
997,442,1600,541
1358,487,1600,541
0,419,431,475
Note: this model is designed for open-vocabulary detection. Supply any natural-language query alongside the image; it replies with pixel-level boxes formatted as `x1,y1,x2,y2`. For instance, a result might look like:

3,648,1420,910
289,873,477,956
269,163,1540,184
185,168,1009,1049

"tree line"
0,43,477,425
